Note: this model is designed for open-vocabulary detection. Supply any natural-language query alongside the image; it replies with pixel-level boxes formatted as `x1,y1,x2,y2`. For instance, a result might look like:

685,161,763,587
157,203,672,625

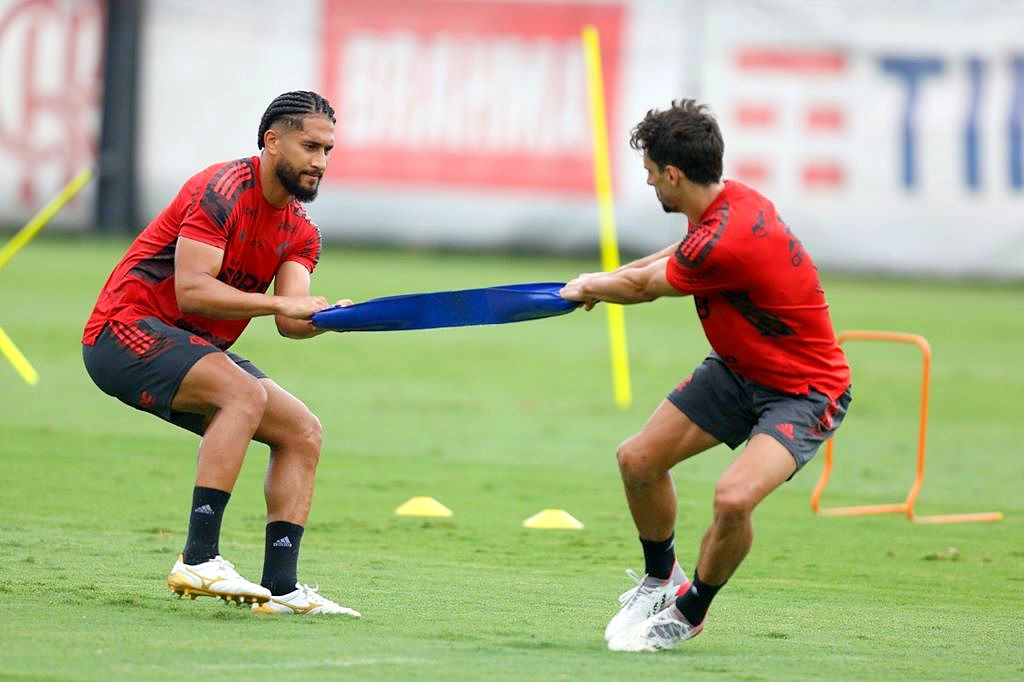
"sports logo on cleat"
193,504,215,515
273,536,292,548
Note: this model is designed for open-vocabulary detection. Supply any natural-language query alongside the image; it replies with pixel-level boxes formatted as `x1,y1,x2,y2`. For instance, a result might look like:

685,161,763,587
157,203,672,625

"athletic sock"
182,486,230,564
675,570,725,625
261,521,305,596
640,533,676,580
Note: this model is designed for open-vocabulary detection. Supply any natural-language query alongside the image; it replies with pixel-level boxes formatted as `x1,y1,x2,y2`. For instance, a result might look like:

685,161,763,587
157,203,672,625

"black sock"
182,486,231,564
640,533,676,580
261,521,304,596
675,570,724,625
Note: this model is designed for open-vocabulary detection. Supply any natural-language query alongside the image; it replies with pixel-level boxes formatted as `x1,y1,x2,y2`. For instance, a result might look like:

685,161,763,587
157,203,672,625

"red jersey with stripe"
83,156,321,350
665,180,850,400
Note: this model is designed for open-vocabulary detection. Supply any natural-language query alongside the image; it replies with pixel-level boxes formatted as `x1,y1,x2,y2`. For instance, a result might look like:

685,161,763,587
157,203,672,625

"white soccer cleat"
604,564,689,642
251,583,361,617
166,554,271,605
607,604,705,652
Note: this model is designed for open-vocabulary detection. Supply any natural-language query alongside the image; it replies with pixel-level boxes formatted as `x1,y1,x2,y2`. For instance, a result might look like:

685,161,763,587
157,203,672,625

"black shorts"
82,317,267,435
667,354,852,472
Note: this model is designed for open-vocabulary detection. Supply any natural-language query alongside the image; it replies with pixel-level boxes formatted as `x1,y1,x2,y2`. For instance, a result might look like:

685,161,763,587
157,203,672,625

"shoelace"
210,556,243,580
295,583,335,606
618,568,653,606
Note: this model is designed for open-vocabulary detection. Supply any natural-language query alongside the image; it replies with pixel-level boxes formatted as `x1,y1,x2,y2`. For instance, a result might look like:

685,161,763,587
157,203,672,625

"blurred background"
1,0,1022,279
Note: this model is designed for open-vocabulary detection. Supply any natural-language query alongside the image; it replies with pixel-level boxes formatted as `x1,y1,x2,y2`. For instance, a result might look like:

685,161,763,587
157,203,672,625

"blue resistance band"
311,282,580,332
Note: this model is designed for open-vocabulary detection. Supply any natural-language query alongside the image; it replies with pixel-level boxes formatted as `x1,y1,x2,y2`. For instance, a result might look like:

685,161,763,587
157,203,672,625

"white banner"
702,0,1024,278
0,0,102,229
129,0,1023,278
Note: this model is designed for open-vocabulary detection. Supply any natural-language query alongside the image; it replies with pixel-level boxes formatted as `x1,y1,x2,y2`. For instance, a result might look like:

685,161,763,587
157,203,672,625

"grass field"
1,238,1022,681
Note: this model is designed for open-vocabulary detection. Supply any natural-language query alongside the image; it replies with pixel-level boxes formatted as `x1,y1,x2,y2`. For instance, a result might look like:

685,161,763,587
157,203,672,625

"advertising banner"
702,0,1024,277
0,0,103,229
323,0,623,195
129,0,1023,278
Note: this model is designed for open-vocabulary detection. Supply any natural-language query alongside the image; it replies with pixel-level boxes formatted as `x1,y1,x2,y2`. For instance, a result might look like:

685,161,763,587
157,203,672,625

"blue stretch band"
311,283,580,332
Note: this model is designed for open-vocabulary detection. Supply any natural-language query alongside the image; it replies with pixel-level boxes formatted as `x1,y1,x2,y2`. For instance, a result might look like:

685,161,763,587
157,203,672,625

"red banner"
322,0,624,194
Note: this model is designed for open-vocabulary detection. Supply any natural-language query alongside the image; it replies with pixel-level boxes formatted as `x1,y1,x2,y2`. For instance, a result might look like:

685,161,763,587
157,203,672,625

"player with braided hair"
83,91,360,616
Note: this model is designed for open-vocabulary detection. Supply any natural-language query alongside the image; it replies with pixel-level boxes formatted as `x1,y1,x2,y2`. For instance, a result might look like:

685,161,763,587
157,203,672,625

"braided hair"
257,91,336,150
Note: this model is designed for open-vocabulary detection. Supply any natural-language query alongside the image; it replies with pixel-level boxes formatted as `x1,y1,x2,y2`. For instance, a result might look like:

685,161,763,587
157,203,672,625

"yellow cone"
522,508,584,530
394,496,453,517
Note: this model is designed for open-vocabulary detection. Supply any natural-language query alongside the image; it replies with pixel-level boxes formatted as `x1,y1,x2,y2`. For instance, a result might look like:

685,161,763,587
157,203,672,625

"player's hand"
277,295,330,320
335,298,354,307
560,276,600,311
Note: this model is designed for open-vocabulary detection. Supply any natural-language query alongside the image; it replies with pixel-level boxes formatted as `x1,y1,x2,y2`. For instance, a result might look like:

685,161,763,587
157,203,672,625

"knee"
231,378,269,426
291,410,323,463
616,436,665,486
712,482,755,526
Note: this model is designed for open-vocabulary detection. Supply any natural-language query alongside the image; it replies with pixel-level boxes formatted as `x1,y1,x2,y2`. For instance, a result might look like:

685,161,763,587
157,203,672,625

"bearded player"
561,99,852,651
83,91,358,617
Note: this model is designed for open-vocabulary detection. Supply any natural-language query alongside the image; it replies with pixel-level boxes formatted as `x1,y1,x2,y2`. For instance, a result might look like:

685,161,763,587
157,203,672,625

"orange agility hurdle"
810,330,1003,524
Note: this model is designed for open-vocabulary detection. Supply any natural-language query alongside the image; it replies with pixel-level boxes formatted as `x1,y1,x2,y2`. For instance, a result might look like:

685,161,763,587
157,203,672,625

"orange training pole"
810,330,1002,524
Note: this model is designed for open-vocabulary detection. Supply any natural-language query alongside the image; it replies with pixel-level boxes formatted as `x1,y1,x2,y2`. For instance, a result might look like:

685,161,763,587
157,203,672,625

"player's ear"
665,164,684,185
263,128,280,154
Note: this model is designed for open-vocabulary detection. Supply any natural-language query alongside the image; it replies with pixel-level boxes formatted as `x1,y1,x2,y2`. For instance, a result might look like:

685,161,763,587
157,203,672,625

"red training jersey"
665,180,850,400
83,156,321,350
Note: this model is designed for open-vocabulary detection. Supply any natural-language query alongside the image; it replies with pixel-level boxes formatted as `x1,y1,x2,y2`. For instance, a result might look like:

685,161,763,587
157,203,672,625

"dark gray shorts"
667,354,851,472
82,317,267,436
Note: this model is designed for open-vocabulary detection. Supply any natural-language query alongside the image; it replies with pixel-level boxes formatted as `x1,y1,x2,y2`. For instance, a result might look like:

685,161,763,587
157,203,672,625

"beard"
655,187,674,213
275,156,321,203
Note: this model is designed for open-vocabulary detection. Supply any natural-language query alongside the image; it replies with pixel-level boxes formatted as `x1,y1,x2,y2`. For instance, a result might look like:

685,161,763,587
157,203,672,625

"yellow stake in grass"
582,25,632,409
0,167,94,385
0,327,38,385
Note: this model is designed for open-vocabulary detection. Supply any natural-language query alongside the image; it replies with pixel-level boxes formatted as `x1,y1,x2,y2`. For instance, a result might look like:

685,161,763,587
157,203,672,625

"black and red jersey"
665,180,850,400
84,156,321,350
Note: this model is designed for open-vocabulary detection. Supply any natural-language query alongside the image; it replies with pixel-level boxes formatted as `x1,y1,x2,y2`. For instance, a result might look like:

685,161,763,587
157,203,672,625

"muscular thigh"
252,379,318,449
630,399,721,469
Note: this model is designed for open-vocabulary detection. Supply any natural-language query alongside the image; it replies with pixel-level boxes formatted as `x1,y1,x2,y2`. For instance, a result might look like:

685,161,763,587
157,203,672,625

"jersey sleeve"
179,159,256,250
179,198,229,250
285,219,322,273
665,210,742,295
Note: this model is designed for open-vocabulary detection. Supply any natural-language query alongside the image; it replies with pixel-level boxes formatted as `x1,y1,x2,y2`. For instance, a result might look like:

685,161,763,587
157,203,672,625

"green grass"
1,237,1022,681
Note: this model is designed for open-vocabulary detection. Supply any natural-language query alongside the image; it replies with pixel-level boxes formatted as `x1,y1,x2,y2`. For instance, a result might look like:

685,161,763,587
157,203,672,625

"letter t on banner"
582,25,631,409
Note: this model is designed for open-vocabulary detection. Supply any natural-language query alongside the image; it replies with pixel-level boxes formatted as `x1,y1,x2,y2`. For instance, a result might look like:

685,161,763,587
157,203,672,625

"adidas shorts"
667,353,852,473
82,317,267,436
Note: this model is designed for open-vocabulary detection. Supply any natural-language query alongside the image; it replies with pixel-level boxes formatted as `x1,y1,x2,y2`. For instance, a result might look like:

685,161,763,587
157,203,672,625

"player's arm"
610,243,678,273
561,256,683,309
174,237,328,321
272,261,328,339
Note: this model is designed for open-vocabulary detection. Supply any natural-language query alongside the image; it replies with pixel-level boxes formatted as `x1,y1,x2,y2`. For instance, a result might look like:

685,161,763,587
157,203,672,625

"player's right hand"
560,277,600,311
277,295,330,320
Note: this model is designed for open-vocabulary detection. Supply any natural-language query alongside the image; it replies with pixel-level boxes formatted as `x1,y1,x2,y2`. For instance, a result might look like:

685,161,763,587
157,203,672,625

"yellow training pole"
0,167,93,385
0,167,94,271
582,25,631,409
0,327,39,386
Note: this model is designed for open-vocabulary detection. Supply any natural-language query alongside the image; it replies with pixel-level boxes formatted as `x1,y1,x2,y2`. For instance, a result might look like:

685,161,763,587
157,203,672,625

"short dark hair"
257,91,336,150
629,99,723,185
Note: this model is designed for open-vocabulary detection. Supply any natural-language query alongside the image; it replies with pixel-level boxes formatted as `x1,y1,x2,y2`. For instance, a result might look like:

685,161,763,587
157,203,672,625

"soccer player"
560,100,851,651
82,91,359,617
